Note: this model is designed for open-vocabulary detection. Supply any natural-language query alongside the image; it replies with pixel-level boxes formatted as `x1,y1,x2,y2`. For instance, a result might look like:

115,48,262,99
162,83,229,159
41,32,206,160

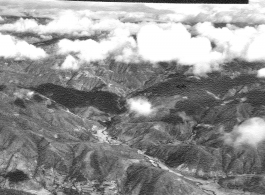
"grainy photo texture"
0,0,265,195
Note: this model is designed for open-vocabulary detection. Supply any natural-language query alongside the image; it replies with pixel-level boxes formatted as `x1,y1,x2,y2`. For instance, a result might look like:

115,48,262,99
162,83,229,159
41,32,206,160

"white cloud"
224,117,265,147
137,23,189,62
91,18,139,35
0,10,140,37
3,2,265,74
194,22,265,63
115,47,139,63
257,68,265,78
245,33,265,62
60,55,79,70
0,16,4,21
0,11,93,35
137,23,224,74
0,18,39,32
57,28,137,64
147,1,265,24
127,97,154,116
58,38,105,62
0,33,47,60
39,10,93,35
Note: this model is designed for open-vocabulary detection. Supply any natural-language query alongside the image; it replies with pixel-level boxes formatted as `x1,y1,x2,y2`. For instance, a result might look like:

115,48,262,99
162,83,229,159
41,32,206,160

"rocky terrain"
1,14,265,195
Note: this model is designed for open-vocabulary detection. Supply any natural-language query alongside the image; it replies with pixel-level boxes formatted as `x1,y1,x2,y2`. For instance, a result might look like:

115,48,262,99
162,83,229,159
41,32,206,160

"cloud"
245,33,265,62
127,97,154,116
257,68,265,78
0,10,140,37
137,23,224,74
224,117,265,147
194,22,265,63
0,18,39,32
57,28,137,64
195,22,249,59
57,38,108,62
147,1,265,24
0,16,4,21
60,55,79,70
0,11,93,36
39,11,93,35
0,33,47,60
3,3,265,75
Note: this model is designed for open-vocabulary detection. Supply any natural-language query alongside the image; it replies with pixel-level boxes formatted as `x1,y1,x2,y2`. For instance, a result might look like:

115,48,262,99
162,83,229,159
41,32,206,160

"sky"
1,0,265,21
0,0,173,17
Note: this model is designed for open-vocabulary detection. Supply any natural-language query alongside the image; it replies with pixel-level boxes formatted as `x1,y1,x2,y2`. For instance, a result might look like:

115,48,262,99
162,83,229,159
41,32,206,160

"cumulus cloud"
127,97,155,116
0,18,40,32
57,28,138,64
194,22,265,63
57,38,108,62
0,33,47,60
224,117,265,147
257,68,265,78
195,22,250,60
137,23,224,74
40,11,93,35
245,33,265,62
60,55,79,70
0,11,93,36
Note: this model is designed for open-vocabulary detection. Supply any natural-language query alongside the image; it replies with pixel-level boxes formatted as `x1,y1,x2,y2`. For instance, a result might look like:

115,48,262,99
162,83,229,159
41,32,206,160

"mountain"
1,15,265,195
